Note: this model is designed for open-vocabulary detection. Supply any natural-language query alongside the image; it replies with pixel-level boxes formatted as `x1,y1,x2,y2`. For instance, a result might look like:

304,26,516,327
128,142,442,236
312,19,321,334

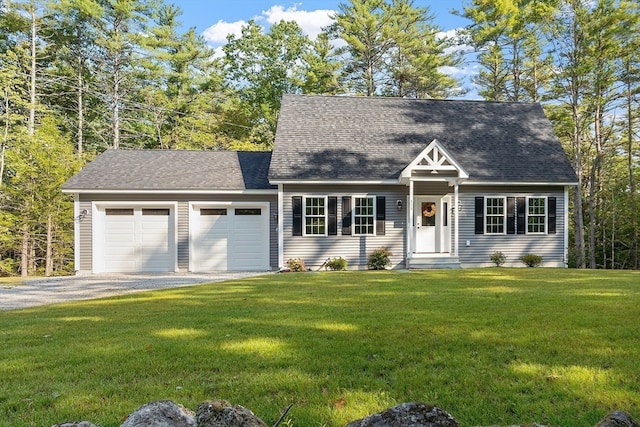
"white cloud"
201,5,335,46
203,19,247,44
261,5,334,39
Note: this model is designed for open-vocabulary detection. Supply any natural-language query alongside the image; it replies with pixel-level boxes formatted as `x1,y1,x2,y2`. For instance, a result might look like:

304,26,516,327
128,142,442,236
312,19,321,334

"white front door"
414,196,451,254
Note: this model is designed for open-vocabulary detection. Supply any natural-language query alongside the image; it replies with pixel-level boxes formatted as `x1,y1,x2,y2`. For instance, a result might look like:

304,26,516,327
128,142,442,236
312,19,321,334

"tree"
223,19,310,148
300,31,342,95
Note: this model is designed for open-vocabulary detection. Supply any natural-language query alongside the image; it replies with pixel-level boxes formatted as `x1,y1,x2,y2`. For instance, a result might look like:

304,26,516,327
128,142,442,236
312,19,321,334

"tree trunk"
28,0,37,137
45,212,53,276
21,222,30,278
0,91,7,188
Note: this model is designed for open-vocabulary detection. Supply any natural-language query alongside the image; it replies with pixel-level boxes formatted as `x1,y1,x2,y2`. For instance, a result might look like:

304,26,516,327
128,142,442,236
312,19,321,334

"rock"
596,411,640,427
51,423,98,427
346,402,459,427
196,399,268,427
120,400,196,427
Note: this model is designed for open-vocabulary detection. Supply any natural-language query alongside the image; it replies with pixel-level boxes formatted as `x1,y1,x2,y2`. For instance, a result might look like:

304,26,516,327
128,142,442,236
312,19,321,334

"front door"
414,196,451,253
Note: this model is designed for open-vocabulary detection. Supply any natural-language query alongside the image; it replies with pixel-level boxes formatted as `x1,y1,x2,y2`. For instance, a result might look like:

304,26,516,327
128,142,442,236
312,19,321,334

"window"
485,197,505,234
353,196,375,235
235,208,262,216
304,197,326,235
201,208,227,216
527,197,546,234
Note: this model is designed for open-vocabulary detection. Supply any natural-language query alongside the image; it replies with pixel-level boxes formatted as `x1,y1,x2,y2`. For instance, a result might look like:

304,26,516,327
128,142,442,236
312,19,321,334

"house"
62,94,578,273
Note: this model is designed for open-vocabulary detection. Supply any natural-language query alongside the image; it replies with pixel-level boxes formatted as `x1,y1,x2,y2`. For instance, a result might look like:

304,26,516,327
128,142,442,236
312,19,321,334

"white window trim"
352,195,377,236
484,196,506,235
303,195,328,237
526,196,548,235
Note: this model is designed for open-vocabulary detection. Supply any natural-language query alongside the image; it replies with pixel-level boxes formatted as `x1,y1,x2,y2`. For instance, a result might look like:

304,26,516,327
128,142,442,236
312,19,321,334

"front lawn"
1,269,639,427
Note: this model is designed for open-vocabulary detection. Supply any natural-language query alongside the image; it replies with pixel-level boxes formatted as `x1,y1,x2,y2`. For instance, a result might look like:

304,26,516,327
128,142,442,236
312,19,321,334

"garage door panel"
192,205,268,272
100,207,174,273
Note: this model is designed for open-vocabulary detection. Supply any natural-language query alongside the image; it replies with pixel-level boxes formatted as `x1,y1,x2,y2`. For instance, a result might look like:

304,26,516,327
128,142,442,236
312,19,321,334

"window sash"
527,197,547,234
353,196,375,235
304,196,327,236
485,197,505,234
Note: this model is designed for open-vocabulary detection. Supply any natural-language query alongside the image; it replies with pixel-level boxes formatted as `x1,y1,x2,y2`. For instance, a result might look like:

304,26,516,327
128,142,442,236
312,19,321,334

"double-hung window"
485,197,505,234
353,196,375,235
304,196,327,236
527,197,546,234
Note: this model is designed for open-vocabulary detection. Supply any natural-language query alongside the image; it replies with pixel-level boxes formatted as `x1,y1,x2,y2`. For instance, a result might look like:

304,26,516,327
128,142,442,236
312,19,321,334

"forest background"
0,0,638,277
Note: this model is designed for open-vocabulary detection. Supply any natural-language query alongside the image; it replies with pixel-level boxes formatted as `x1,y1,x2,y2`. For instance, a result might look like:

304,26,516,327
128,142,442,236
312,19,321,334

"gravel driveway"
0,272,267,311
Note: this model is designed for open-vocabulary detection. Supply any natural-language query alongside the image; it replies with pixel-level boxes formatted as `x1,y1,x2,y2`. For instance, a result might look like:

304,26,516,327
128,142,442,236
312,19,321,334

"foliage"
521,253,543,268
1,269,639,426
367,247,392,270
286,257,307,272
325,257,348,271
490,251,507,267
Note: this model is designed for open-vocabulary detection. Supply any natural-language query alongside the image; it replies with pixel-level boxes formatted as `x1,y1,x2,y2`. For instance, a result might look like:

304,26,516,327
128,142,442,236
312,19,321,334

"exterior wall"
282,184,409,269
457,185,567,267
77,193,278,274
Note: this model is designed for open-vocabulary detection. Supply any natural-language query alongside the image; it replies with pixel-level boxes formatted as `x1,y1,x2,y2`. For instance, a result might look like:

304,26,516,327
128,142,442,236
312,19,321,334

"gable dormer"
400,139,469,183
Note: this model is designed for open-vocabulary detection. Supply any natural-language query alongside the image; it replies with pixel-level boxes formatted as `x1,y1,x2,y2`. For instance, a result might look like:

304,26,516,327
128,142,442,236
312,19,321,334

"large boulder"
346,402,459,427
596,411,640,427
196,400,268,427
120,400,196,427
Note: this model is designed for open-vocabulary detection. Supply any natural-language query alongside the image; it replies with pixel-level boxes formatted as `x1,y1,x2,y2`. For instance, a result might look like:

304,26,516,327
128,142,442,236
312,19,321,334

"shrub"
490,251,507,267
521,253,543,267
325,257,348,271
367,247,392,270
286,258,307,272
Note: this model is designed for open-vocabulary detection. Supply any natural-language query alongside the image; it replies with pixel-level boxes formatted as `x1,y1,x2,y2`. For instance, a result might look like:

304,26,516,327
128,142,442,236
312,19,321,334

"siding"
282,184,409,269
457,186,566,267
78,193,278,273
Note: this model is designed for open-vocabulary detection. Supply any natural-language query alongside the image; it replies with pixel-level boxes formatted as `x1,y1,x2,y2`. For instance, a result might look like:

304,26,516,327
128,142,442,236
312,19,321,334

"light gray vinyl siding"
78,193,278,273
78,200,93,272
457,186,566,267
283,184,409,269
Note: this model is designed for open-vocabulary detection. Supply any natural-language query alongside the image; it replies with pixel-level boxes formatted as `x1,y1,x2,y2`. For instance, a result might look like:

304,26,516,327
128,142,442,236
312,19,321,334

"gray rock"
51,423,98,427
346,402,459,427
596,411,640,427
196,400,268,427
120,400,196,427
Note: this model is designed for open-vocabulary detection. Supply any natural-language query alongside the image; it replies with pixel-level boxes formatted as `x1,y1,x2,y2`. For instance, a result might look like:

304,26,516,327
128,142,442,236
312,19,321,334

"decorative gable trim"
400,139,469,182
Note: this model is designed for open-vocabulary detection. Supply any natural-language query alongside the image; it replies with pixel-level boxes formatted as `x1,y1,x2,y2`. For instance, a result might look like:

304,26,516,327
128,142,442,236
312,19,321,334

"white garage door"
191,205,269,272
101,207,174,273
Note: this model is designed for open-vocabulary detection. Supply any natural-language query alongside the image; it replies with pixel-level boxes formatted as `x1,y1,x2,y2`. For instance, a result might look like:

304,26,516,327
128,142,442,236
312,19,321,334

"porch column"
454,182,459,257
408,179,414,258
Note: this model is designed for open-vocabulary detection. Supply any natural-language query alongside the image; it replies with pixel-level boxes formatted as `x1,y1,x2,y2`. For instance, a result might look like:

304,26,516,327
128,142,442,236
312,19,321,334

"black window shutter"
548,197,557,234
328,197,337,235
507,197,516,235
516,197,526,234
475,197,484,234
376,196,386,236
342,196,352,235
292,196,302,236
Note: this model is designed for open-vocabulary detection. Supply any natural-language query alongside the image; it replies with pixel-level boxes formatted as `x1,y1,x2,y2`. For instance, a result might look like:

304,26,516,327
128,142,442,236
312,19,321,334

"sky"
168,0,478,97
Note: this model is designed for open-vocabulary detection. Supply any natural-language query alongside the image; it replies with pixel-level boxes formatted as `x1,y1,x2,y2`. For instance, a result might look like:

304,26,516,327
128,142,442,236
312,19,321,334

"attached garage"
190,203,270,272
93,204,177,273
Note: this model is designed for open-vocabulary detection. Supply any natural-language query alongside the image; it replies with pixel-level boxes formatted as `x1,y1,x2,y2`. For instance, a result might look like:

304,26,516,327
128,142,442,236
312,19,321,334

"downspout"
73,194,80,275
564,186,570,267
278,184,284,269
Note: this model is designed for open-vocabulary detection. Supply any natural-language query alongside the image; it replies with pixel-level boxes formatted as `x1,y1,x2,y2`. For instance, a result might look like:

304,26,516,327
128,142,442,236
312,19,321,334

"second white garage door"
190,204,269,271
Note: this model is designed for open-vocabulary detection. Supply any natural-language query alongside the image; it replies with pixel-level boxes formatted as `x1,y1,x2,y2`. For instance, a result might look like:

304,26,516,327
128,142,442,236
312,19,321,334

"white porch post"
277,184,284,269
408,179,414,259
73,193,80,274
454,182,459,258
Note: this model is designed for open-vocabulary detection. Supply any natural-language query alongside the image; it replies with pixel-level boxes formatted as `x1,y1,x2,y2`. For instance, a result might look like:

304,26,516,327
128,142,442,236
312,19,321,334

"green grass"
1,269,639,427
0,277,25,287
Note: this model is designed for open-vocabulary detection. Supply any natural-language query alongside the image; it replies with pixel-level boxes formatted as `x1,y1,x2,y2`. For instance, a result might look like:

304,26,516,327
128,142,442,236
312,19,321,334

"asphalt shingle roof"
269,94,578,183
63,150,274,191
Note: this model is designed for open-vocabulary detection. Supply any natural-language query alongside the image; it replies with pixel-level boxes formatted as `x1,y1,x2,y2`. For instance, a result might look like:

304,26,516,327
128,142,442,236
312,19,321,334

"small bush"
521,253,543,267
367,247,392,270
325,257,348,271
490,251,507,267
286,258,307,272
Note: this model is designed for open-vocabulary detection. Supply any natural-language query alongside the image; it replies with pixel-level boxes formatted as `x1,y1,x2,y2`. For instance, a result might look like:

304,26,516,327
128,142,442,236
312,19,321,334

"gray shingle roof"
63,150,274,191
269,94,578,183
